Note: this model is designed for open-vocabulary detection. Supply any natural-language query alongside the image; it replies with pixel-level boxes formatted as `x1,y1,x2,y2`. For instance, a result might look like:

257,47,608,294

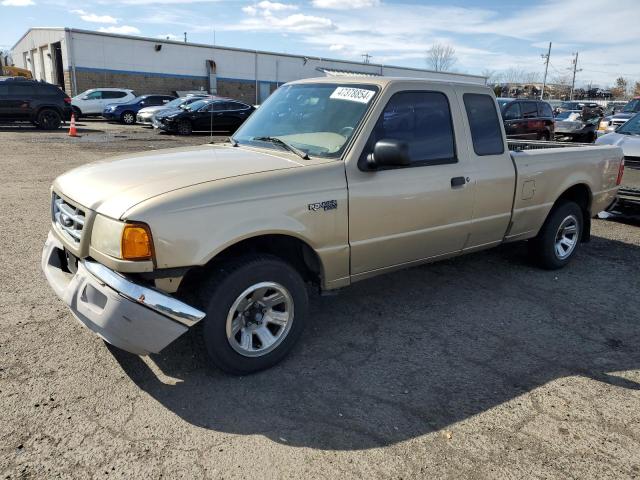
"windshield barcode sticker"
330,87,375,104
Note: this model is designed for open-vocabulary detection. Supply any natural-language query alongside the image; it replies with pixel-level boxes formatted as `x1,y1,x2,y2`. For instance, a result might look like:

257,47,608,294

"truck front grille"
52,193,85,244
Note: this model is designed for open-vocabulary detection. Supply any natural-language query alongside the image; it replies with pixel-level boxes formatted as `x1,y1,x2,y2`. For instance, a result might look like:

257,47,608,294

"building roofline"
12,27,485,81
11,27,65,50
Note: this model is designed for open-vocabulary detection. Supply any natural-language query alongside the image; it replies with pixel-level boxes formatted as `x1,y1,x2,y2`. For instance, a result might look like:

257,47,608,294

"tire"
121,111,136,125
199,254,308,375
539,131,550,141
36,109,62,130
177,120,192,135
529,201,583,270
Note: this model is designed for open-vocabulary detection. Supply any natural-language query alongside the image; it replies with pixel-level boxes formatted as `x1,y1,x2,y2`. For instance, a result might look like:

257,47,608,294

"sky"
1,0,639,88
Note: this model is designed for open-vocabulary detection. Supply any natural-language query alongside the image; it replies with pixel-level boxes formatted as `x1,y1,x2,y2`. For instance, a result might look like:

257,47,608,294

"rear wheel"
539,131,550,141
177,120,193,135
199,255,308,375
36,109,62,130
121,111,136,125
529,201,583,270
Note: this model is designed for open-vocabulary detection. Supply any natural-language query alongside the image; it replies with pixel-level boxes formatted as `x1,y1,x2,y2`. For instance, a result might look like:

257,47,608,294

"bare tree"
426,43,456,72
481,69,501,85
634,81,640,98
0,49,12,67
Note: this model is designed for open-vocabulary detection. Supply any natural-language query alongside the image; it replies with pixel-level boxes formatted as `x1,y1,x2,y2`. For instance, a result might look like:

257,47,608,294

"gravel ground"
1,121,640,479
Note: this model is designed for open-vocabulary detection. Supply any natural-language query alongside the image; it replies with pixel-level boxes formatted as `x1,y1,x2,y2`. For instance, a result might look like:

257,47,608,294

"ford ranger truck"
42,77,624,374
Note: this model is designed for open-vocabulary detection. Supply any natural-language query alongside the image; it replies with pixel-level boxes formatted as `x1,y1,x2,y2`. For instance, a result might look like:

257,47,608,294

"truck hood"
54,144,304,219
596,132,640,157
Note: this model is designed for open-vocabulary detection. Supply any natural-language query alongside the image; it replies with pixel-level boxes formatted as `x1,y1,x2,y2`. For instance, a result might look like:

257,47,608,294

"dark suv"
0,77,72,129
497,98,555,140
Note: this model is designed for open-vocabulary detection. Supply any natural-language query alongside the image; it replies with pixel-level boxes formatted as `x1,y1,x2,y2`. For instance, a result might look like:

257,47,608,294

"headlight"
91,215,154,261
598,120,609,130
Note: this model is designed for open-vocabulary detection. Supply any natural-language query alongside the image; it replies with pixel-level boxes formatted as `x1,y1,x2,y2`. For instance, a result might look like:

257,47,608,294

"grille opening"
52,193,85,244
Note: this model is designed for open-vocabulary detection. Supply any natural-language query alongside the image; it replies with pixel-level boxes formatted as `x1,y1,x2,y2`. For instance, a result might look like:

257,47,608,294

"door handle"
451,176,467,188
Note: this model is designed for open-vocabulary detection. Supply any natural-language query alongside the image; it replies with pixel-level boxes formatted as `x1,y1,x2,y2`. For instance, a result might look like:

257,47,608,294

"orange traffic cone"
68,113,79,137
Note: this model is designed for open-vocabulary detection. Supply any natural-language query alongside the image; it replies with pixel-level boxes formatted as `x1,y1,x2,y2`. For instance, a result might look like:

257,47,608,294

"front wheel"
121,111,136,125
529,201,583,270
200,255,308,375
177,120,192,135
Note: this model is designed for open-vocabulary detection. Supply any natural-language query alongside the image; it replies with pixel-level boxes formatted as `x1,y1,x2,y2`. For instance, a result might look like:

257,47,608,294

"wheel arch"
178,233,325,296
551,183,592,242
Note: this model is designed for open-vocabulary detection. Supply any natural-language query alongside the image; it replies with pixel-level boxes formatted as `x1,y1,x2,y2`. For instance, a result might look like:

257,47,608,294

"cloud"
227,13,332,32
98,25,141,34
257,1,296,11
242,5,257,15
1,0,34,5
328,44,344,51
71,9,118,24
311,0,379,8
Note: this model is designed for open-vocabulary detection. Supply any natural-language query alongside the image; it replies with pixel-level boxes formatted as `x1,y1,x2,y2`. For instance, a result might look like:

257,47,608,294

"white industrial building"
12,28,486,104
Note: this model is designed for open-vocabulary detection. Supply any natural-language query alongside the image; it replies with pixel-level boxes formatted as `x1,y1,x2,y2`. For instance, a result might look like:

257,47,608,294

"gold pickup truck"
42,77,625,374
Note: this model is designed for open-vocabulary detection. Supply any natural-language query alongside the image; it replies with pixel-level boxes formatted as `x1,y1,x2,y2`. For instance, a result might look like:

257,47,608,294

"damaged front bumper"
41,231,205,355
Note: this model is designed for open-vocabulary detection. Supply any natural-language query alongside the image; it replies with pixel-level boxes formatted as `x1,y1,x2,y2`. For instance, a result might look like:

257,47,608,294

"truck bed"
506,142,622,241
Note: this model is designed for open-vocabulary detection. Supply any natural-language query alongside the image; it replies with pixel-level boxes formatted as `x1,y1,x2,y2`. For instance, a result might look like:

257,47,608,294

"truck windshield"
232,83,379,158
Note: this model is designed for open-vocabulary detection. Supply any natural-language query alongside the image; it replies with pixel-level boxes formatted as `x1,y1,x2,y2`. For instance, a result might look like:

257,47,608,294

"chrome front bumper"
136,114,153,125
41,231,205,355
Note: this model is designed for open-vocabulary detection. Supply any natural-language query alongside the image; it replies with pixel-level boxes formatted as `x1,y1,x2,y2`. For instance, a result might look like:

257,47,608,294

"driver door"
346,86,475,277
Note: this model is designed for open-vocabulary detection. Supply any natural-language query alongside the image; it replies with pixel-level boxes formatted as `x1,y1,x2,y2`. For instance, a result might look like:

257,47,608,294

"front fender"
123,162,350,288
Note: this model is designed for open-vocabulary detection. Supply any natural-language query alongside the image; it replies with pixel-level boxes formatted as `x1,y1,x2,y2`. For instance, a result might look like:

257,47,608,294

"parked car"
136,95,209,126
42,77,623,374
554,109,601,143
597,97,640,136
0,77,71,129
153,97,254,135
102,95,175,124
71,88,136,119
596,112,640,209
497,98,555,140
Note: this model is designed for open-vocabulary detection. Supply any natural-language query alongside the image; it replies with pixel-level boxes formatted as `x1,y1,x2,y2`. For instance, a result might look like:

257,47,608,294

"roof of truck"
290,76,492,89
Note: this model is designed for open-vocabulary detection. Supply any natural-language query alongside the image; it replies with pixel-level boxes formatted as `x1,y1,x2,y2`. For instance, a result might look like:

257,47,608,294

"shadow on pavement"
111,234,640,451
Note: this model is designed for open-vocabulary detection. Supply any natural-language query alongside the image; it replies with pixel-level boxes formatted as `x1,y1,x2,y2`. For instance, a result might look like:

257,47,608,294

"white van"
71,88,136,118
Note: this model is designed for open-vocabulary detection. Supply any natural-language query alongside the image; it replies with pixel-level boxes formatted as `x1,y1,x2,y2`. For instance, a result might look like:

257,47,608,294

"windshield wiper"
253,136,309,160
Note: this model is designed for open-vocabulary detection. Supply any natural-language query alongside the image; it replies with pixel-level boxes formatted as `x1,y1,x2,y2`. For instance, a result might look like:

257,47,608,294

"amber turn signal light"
121,223,153,261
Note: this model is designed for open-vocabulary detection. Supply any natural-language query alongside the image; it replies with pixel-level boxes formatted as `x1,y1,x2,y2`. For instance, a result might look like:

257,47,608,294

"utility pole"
184,32,187,43
540,42,551,100
361,53,372,64
569,52,582,100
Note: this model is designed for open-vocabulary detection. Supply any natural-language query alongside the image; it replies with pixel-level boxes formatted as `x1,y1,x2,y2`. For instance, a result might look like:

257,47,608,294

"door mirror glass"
362,139,411,170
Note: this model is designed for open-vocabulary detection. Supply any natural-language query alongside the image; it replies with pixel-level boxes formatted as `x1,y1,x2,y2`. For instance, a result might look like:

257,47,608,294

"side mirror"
360,139,411,171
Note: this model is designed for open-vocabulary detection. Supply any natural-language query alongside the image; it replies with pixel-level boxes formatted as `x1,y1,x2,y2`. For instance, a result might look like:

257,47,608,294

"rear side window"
463,93,504,156
522,102,538,118
369,91,456,165
103,91,127,99
228,101,250,110
8,84,37,96
538,102,553,117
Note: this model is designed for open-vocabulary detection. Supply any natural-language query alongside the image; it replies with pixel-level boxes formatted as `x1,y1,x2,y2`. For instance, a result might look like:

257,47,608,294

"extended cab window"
463,93,504,156
368,91,456,166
